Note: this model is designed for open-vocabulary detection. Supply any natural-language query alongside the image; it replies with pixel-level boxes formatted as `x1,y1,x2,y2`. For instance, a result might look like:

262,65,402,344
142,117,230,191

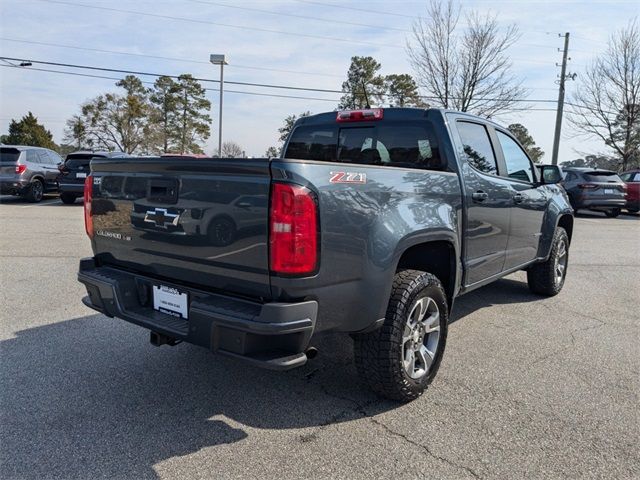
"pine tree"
2,112,57,149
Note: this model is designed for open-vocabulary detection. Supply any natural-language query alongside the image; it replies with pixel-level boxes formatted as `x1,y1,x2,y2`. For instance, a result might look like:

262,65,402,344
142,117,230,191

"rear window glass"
0,148,21,164
285,122,442,170
65,154,105,169
65,159,92,169
583,172,622,182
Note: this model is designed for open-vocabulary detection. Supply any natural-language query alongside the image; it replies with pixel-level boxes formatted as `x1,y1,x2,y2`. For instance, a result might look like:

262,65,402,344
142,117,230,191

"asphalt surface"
1,194,639,480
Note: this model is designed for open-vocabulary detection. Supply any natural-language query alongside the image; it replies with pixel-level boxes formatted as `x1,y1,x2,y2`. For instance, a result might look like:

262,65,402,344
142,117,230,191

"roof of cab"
296,107,503,129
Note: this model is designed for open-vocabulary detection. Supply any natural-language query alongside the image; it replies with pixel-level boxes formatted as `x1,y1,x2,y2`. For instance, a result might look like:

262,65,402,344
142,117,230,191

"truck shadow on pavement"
1,276,538,479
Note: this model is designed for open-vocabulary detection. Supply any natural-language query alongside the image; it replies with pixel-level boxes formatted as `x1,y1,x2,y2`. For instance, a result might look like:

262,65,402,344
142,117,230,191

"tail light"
269,182,318,275
84,175,93,238
336,108,384,123
15,164,27,174
578,183,598,189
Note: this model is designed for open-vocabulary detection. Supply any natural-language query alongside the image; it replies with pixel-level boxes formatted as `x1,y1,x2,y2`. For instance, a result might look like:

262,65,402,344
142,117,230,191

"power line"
0,38,344,79
1,56,573,105
0,56,345,94
185,0,410,33
38,0,403,50
3,63,576,113
0,64,341,103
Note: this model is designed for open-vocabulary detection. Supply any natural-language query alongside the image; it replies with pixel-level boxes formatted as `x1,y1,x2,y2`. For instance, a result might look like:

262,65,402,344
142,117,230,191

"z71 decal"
329,171,367,184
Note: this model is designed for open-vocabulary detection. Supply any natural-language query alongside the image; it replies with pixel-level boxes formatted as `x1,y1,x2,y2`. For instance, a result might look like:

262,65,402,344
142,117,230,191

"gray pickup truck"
78,108,573,401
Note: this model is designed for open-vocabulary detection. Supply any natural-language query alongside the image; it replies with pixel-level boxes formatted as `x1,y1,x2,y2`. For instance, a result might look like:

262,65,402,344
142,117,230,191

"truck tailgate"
89,157,272,299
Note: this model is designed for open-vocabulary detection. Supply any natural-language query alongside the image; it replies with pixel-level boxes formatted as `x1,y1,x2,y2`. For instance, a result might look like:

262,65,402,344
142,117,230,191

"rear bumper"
574,197,626,209
58,183,85,194
0,179,29,195
77,258,317,370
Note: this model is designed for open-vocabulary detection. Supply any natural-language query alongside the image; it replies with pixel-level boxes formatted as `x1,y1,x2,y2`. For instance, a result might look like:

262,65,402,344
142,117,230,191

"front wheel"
605,208,621,218
527,227,569,296
354,269,448,402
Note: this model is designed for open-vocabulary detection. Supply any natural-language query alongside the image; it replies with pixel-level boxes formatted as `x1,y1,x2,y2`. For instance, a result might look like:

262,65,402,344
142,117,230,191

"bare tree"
568,20,640,171
221,141,244,158
407,0,526,117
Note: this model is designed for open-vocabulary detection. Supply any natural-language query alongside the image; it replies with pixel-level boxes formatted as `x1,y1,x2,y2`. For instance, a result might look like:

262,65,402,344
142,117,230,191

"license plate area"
153,285,188,319
604,188,614,195
76,172,87,179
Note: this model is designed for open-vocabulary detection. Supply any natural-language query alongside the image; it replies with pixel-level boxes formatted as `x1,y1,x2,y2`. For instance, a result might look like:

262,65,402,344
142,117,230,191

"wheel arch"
557,213,573,244
395,239,459,307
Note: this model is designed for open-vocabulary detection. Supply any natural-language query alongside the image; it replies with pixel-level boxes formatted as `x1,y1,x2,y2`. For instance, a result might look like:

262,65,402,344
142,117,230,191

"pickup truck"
78,108,573,402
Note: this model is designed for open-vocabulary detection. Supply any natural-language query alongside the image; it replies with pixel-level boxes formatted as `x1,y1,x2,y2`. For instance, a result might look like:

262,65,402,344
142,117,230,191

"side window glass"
456,122,498,175
496,131,534,183
26,150,40,163
634,173,640,182
49,152,62,165
38,152,51,164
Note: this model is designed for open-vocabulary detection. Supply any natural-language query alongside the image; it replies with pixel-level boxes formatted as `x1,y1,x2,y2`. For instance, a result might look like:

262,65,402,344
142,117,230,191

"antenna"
360,80,371,109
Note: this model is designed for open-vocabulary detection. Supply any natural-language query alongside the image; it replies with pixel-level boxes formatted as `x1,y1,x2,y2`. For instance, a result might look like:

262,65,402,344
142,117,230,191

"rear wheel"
60,192,77,204
354,269,448,402
25,179,44,203
527,227,569,296
628,208,639,214
605,208,621,218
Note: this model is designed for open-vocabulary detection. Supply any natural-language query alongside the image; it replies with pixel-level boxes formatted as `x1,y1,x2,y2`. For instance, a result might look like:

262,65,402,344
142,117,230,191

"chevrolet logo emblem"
144,208,179,228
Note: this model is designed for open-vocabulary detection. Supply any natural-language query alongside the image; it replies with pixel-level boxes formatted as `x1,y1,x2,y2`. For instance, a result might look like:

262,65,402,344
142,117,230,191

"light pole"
209,54,228,157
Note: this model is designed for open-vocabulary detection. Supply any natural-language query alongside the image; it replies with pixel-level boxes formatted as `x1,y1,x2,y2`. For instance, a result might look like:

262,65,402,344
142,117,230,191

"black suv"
561,167,626,217
57,151,126,204
0,145,63,202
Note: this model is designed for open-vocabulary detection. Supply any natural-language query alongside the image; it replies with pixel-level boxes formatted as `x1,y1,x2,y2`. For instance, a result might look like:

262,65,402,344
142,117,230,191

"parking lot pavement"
1,197,638,480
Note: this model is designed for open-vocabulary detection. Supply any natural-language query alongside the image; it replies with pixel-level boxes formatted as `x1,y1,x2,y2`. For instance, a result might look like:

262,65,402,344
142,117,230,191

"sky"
1,0,638,161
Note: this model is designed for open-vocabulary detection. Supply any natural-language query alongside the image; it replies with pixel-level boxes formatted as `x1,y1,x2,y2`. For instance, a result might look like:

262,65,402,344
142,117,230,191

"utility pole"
551,32,570,165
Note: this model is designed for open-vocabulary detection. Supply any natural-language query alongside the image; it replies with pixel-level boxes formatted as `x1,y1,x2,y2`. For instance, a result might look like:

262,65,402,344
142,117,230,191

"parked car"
620,169,640,213
57,151,127,204
0,145,63,202
77,107,573,402
561,167,627,217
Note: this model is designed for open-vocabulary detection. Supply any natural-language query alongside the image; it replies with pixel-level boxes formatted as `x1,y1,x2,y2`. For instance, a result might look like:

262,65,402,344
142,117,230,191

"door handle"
471,191,489,202
513,193,524,203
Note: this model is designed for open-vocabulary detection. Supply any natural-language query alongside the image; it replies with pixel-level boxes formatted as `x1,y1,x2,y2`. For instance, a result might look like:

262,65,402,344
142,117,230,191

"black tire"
605,208,621,218
25,179,44,203
354,269,448,402
60,192,77,204
527,227,569,296
627,208,639,214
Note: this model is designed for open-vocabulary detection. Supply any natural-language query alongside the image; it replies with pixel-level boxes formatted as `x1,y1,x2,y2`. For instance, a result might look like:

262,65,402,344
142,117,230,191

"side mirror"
537,165,563,184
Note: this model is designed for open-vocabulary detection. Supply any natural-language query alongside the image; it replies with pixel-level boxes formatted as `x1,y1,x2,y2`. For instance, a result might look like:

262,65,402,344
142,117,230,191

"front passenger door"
494,130,547,269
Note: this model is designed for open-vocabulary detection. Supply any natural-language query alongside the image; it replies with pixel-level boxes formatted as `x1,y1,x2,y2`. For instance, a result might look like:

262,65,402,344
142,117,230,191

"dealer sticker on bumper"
153,285,188,319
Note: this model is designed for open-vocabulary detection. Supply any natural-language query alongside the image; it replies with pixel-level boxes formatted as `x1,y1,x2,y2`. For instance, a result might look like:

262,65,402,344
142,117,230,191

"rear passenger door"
493,130,547,269
38,151,60,188
450,118,513,286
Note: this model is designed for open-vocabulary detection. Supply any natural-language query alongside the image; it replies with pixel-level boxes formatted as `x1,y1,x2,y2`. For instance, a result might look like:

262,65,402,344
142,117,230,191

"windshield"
0,148,21,165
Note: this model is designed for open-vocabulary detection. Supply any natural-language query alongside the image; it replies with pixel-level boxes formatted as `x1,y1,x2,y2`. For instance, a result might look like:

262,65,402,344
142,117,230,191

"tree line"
64,74,211,154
